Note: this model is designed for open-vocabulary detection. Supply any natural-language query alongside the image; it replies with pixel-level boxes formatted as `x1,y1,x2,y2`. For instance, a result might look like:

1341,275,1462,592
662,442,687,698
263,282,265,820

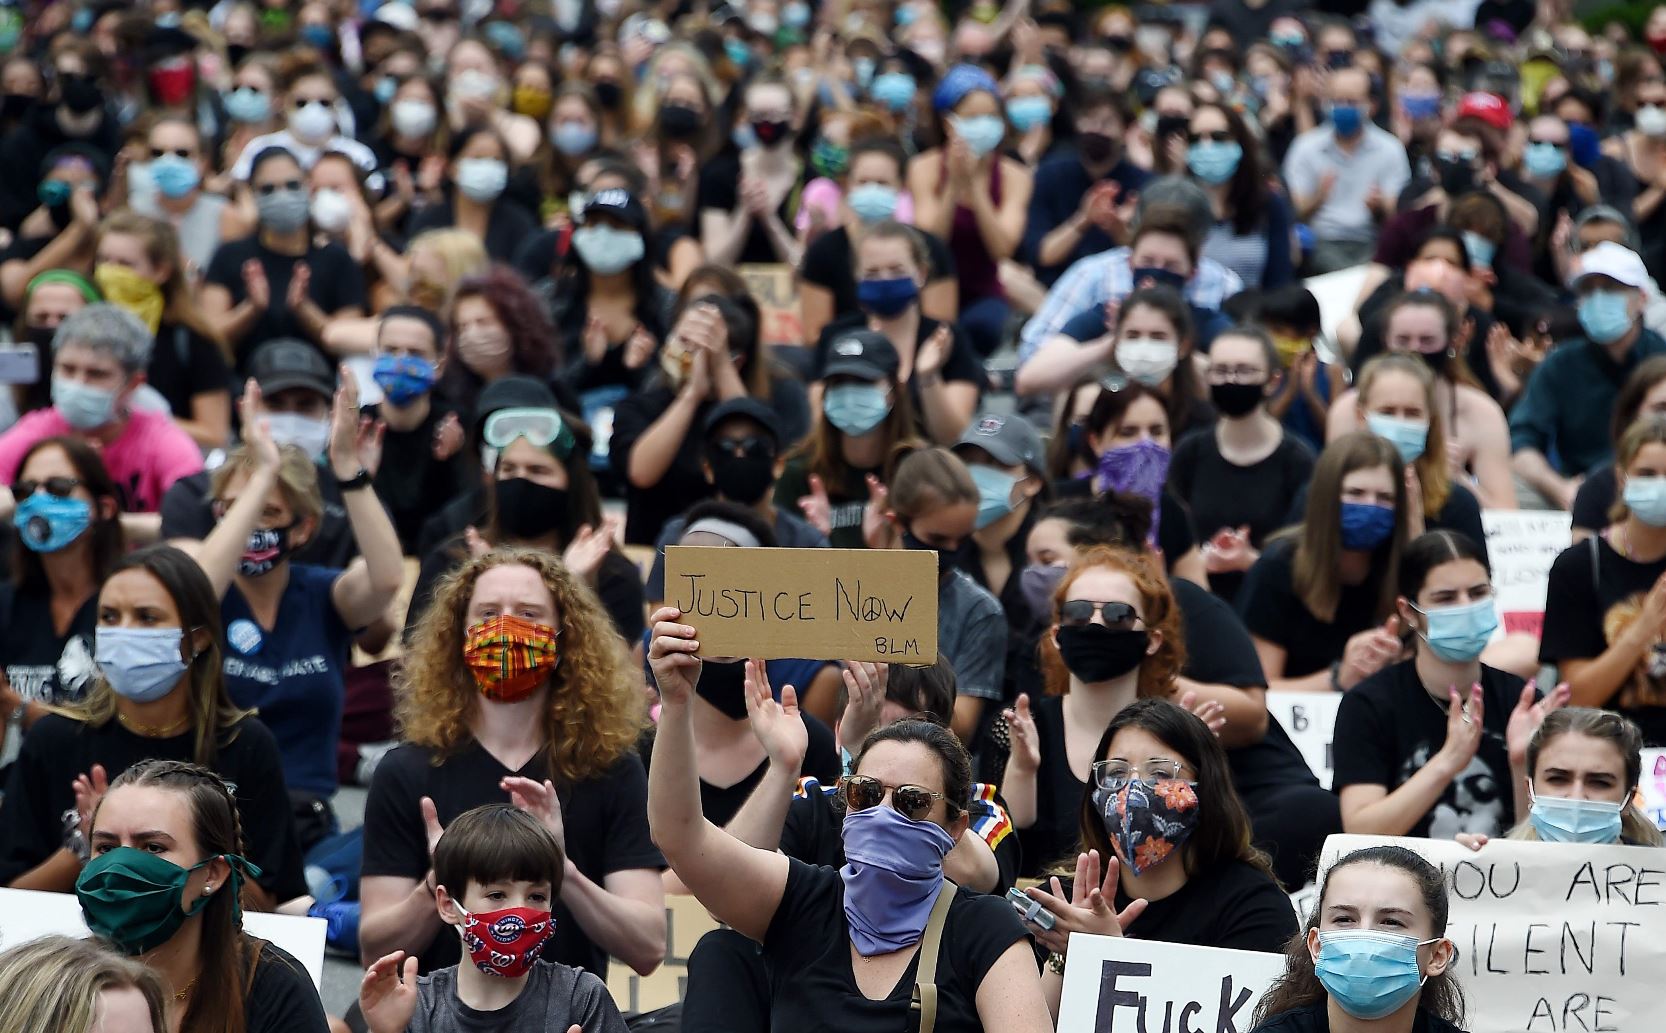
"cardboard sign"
738,263,804,348
1266,690,1343,790
664,546,938,663
0,887,328,989
1317,834,1666,1033
1639,748,1666,831
1482,510,1572,639
1057,934,1285,1033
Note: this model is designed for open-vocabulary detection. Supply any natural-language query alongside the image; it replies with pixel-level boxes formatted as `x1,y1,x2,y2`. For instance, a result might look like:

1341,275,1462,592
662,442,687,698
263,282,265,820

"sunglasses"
419,8,458,20
1058,599,1143,630
151,147,194,160
1188,129,1232,144
839,774,957,821
14,476,81,501
256,179,304,195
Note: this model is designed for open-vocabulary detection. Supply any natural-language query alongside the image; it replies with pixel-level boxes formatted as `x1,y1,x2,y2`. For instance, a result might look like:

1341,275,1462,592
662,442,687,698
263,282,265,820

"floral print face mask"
1092,778,1201,875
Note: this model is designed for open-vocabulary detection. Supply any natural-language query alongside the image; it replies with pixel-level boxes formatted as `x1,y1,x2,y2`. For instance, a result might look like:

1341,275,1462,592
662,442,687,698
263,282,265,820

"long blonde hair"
0,935,167,1033
396,548,646,785
1506,707,1665,846
1357,353,1452,517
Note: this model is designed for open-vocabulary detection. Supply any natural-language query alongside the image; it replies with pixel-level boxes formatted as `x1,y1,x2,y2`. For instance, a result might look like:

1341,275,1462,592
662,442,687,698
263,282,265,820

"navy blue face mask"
856,276,919,317
1130,266,1187,292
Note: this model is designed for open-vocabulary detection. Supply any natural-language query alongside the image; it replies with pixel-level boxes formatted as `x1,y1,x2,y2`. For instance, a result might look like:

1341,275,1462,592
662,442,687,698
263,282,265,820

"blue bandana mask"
372,353,438,406
1365,413,1428,464
1313,930,1437,1020
1528,790,1625,844
967,464,1019,528
13,491,92,552
1413,597,1497,662
1339,501,1395,551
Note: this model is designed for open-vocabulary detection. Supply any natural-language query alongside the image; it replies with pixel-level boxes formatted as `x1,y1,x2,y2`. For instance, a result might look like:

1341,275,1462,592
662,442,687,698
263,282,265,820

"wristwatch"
335,468,373,492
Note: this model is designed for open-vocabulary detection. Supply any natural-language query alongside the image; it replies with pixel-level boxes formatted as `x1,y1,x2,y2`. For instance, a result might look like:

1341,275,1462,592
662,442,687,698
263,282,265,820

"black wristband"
336,468,373,492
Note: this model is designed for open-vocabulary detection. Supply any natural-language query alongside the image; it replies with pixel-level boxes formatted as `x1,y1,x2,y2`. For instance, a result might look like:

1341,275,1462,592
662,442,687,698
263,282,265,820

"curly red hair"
1038,544,1185,698
448,265,560,380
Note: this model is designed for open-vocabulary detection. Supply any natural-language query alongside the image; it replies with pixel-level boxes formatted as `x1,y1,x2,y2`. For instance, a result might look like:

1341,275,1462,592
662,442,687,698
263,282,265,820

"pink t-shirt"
0,408,204,512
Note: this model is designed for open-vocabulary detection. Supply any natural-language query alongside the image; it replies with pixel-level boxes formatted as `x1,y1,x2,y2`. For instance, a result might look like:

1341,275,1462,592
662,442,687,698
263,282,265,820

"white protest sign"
1318,834,1666,1033
1304,264,1371,343
1266,690,1342,790
1640,748,1666,831
1057,934,1285,1033
0,887,328,989
1482,510,1572,640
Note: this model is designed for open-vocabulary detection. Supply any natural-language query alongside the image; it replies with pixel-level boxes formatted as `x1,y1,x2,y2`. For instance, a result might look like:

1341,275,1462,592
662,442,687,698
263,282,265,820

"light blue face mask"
1412,596,1498,663
1528,789,1625,844
1623,475,1666,527
1462,231,1496,270
823,382,891,435
950,113,1006,157
13,491,92,552
571,224,644,275
223,86,271,124
1313,930,1437,1020
1005,95,1052,132
1186,139,1242,185
847,183,899,222
96,626,190,703
148,154,200,200
870,72,917,112
1523,141,1567,178
1365,412,1428,464
967,464,1019,528
1578,289,1635,344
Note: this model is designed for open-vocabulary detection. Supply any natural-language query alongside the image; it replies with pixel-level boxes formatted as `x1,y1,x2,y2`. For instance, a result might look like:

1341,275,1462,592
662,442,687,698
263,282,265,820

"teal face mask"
76,846,244,955
823,383,890,435
1528,789,1625,844
967,464,1019,528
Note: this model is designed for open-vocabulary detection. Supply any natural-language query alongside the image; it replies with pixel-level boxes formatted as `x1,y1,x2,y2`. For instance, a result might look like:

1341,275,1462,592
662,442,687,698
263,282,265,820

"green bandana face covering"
76,846,256,955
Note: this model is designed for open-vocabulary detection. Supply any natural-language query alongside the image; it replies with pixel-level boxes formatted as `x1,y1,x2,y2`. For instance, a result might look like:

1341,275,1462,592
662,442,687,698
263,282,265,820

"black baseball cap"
822,329,899,381
704,397,781,445
249,338,334,398
581,188,648,232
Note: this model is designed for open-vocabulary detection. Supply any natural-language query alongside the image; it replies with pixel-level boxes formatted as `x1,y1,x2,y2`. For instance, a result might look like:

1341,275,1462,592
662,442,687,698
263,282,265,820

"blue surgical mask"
1186,139,1242,185
374,76,398,105
823,382,891,435
1400,91,1441,120
571,224,645,275
1329,102,1363,137
53,377,117,430
1005,95,1052,132
1365,412,1428,463
224,86,271,123
732,122,758,150
786,1,813,28
724,38,752,69
949,113,1006,157
1579,289,1635,345
1339,501,1395,551
1524,141,1567,178
1623,475,1666,527
13,491,92,552
847,182,899,222
1462,231,1496,270
1313,930,1437,1020
147,154,200,199
372,353,437,406
967,464,1019,528
855,276,918,317
551,121,598,157
1528,790,1625,844
1413,596,1497,662
96,626,190,703
870,72,917,112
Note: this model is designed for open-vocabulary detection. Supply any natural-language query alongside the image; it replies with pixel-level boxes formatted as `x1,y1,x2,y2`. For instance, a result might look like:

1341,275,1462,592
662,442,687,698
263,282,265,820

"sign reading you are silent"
664,546,939,664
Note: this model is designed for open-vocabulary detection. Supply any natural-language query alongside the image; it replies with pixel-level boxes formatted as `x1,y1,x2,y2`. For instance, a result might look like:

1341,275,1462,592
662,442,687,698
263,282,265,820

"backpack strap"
909,880,958,1033
1590,532,1600,596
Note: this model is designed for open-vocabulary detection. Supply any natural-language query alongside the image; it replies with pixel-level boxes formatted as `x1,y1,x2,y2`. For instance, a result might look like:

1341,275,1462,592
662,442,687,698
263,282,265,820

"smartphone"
0,344,38,385
1007,887,1057,931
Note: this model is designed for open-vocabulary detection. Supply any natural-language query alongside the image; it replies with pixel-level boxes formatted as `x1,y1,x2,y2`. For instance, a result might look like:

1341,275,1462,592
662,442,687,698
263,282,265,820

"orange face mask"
463,615,561,703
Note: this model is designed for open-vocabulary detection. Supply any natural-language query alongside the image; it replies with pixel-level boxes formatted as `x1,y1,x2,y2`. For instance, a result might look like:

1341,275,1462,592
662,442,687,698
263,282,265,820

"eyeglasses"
1092,759,1191,790
150,148,194,160
255,179,303,195
1435,149,1478,164
482,407,576,459
1058,599,1143,630
1206,364,1268,385
839,774,958,821
1188,129,1232,144
14,476,81,501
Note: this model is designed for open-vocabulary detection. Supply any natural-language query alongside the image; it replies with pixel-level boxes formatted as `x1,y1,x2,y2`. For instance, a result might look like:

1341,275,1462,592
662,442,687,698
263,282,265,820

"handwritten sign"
1640,748,1666,831
1482,510,1572,639
665,546,938,663
0,887,327,989
738,263,804,348
1057,934,1285,1033
1266,690,1343,789
1317,834,1666,1033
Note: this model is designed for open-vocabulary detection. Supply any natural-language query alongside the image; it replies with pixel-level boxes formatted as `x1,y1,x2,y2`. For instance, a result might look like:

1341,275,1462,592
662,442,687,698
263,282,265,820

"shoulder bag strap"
910,879,958,1033
1590,532,1600,596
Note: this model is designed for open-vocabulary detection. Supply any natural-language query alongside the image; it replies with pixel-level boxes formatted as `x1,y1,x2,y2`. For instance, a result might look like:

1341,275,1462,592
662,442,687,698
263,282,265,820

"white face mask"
1638,103,1666,137
391,99,437,137
266,412,331,459
1116,338,1179,386
288,100,336,142
309,187,352,233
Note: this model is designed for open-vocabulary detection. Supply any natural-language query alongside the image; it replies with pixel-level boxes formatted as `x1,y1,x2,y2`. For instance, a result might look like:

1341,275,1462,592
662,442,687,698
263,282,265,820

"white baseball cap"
1574,241,1650,291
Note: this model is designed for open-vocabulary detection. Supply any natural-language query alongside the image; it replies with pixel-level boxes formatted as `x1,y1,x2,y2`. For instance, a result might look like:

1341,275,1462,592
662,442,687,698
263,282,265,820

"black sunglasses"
151,147,194,160
255,179,304,195
1188,129,1233,144
1058,599,1143,630
839,774,959,821
15,476,82,501
419,8,457,20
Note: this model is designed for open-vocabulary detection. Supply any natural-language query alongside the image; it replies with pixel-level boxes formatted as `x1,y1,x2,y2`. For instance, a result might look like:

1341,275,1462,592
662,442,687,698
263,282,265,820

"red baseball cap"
1456,91,1512,131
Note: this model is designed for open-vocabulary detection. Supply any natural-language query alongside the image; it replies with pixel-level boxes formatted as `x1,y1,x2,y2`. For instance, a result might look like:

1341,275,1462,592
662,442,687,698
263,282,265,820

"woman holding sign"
1251,844,1466,1032
646,614,1055,1033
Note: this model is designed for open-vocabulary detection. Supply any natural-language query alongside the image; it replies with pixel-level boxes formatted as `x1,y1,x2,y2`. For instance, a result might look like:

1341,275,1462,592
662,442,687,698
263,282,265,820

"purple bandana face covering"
839,802,956,956
1094,437,1172,545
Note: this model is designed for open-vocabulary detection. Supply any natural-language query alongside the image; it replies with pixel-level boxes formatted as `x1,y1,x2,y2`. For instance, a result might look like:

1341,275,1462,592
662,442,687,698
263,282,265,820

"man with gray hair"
0,303,202,513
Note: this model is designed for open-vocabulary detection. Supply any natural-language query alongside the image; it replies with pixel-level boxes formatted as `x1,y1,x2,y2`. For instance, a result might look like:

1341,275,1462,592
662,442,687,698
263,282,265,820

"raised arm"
326,367,406,628
647,609,790,943
724,660,810,851
185,382,282,599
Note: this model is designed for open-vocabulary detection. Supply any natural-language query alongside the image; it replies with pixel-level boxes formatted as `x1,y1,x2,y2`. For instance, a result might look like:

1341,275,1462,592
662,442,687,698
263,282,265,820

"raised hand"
71,763,108,839
860,473,894,550
745,658,808,770
359,951,420,1033
838,661,890,751
798,473,832,535
327,365,363,478
1437,684,1485,776
356,416,387,478
462,525,492,557
623,325,657,370
238,378,281,469
242,259,271,310
1505,680,1570,770
285,261,312,311
1176,690,1227,736
562,513,621,585
1021,849,1147,957
1203,525,1255,574
432,412,464,461
1002,693,1040,774
648,606,702,705
916,325,950,378
502,775,567,853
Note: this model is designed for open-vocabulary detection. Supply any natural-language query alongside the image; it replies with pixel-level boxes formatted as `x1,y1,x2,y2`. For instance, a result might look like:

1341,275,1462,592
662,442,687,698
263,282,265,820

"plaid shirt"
1016,248,1245,365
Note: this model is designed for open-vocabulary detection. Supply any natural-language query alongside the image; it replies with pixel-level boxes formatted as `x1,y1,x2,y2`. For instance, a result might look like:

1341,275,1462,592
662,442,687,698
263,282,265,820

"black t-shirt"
1169,430,1315,603
160,468,360,569
1333,660,1525,839
203,235,366,369
763,859,1025,1033
1052,479,1198,573
814,314,987,420
361,741,665,978
1113,858,1298,954
638,712,840,828
147,321,231,422
696,151,797,265
406,196,538,264
1572,465,1618,534
1238,538,1386,679
1251,1003,1467,1033
246,941,332,1033
544,278,678,395
799,225,956,315
1017,694,1087,878
1540,535,1666,745
368,405,470,555
0,714,307,899
0,582,97,708
1283,481,1488,569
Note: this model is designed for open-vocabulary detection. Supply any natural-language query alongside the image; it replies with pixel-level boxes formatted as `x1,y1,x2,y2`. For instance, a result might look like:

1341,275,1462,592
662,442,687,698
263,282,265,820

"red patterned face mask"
463,615,561,703
456,904,554,978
